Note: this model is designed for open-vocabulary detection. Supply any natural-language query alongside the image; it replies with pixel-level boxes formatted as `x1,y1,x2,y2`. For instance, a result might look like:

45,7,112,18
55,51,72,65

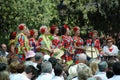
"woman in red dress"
50,25,61,49
29,29,38,52
86,30,101,51
73,26,84,64
61,24,74,64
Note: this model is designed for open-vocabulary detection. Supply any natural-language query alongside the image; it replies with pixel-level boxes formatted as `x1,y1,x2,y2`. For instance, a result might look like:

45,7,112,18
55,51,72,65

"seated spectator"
52,63,64,80
75,53,87,64
0,44,9,57
44,54,50,61
36,63,42,76
24,50,36,67
9,61,19,80
68,54,88,80
11,65,36,80
49,57,58,78
94,61,108,80
36,61,52,80
67,64,77,80
72,63,93,80
0,57,8,64
0,62,10,80
34,52,44,68
16,62,25,73
108,61,120,80
89,59,100,75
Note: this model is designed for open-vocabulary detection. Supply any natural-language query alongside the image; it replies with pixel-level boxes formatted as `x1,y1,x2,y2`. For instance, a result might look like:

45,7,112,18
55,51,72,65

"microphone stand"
91,39,94,59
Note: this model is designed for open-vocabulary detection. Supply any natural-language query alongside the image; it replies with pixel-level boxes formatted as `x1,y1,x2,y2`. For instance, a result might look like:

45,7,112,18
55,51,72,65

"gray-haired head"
76,53,87,64
98,61,108,72
35,52,44,61
41,61,52,73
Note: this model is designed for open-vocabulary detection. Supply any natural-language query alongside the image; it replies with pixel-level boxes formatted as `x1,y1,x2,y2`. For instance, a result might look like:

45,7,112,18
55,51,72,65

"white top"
94,72,108,80
72,77,78,80
103,45,119,56
108,75,120,80
10,73,30,80
24,61,37,68
9,73,18,80
52,76,64,80
36,73,52,80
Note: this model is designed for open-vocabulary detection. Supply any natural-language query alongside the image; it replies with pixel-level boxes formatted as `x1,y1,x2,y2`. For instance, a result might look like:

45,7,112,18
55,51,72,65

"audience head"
9,61,19,73
1,44,7,52
44,55,50,61
98,61,108,72
41,61,52,73
77,63,93,80
0,63,9,80
35,52,44,64
113,61,120,75
0,57,8,64
16,62,25,73
48,57,58,69
76,53,87,64
90,59,100,75
24,65,36,79
54,63,63,76
25,50,35,62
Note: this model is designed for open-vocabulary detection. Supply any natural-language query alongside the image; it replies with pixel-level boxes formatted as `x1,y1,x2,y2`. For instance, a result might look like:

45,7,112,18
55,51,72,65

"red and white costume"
86,39,101,50
103,45,119,56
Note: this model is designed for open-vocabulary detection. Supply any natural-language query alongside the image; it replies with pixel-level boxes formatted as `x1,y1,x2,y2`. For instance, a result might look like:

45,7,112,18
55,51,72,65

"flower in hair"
73,27,79,32
18,24,25,30
30,29,35,37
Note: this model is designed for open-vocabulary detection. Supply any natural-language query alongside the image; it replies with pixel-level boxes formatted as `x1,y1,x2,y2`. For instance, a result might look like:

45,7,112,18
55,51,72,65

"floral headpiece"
63,24,69,29
12,31,17,37
50,25,57,31
40,26,47,34
18,24,26,31
73,26,79,32
30,29,35,37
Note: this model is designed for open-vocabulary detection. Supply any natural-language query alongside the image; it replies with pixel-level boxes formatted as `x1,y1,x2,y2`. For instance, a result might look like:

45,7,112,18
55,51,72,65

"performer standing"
86,30,101,51
103,37,119,56
37,26,52,55
14,24,30,61
61,24,74,64
50,25,61,49
29,29,38,52
73,26,84,54
73,26,84,64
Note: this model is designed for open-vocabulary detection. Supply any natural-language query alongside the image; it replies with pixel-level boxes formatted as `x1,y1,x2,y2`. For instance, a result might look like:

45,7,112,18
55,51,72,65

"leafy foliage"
0,0,120,44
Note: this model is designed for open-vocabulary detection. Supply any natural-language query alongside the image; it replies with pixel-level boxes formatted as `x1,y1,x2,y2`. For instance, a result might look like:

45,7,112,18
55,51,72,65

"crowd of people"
0,23,120,80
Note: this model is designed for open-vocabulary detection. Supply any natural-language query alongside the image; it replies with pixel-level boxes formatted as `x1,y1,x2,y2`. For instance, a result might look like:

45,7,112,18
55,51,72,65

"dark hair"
0,63,7,72
16,63,25,73
113,62,120,75
98,61,108,72
35,53,43,61
36,63,42,76
48,57,58,69
61,26,67,35
106,70,114,79
25,65,36,75
26,57,32,61
54,63,63,76
9,31,16,40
